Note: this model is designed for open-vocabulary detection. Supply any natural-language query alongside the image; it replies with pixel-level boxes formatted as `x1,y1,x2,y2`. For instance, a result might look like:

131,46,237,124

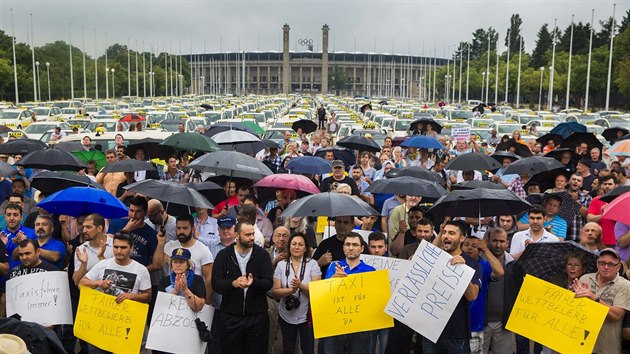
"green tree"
328,65,352,93
531,24,553,68
505,14,524,54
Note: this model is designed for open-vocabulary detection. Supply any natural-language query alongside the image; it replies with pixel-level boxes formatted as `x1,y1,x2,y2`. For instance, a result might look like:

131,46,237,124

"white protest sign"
384,240,475,343
146,291,215,354
451,127,470,141
360,254,411,291
6,271,73,326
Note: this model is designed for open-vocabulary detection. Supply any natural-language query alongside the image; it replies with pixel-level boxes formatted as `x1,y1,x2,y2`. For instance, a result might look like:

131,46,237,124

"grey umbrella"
101,159,157,173
124,179,214,209
428,188,532,218
187,151,273,181
365,176,446,199
17,149,86,171
385,166,444,185
280,192,378,218
210,130,260,144
445,152,502,171
0,161,17,178
31,171,104,196
503,156,565,176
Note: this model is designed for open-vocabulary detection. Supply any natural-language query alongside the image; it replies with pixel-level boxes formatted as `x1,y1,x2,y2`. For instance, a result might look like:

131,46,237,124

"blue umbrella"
549,122,587,139
286,156,333,175
37,187,129,219
400,135,445,150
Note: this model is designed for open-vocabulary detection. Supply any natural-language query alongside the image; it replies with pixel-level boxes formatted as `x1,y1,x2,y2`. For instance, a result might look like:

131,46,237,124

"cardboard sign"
310,270,394,338
384,240,475,343
74,286,149,354
146,292,214,354
451,127,470,141
360,254,411,292
506,275,608,354
6,271,73,326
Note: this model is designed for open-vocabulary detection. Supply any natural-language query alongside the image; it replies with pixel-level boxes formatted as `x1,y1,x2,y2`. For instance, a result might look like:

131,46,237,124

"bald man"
145,199,177,242
580,222,603,254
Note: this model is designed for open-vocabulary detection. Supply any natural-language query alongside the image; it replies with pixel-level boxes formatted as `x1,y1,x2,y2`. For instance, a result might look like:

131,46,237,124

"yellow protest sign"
506,275,608,354
74,286,149,354
309,270,393,339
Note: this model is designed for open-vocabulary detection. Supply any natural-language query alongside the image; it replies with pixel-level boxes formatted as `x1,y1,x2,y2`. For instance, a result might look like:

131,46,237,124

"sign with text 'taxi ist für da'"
74,286,148,354
309,269,394,339
506,275,608,354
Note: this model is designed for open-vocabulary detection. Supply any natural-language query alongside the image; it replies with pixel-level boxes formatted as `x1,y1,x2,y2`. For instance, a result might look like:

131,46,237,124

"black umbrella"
126,138,176,159
0,139,46,155
200,103,214,110
31,171,104,196
51,141,85,153
185,181,227,206
561,132,603,151
535,133,564,146
101,159,157,173
428,188,532,218
385,166,444,185
451,180,505,190
515,241,598,282
262,139,280,149
409,118,442,134
0,161,16,178
17,149,85,171
543,147,580,162
490,150,520,163
503,156,565,176
204,122,258,138
187,151,273,181
211,130,265,156
365,176,446,199
496,139,533,158
445,152,502,171
218,140,266,156
602,127,629,143
291,119,318,135
280,192,378,218
336,135,381,153
617,133,630,142
600,185,630,203
524,168,572,192
360,103,373,113
314,148,355,167
124,179,214,209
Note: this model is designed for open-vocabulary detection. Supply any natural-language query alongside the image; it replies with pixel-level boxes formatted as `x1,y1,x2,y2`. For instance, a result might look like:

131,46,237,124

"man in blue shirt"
4,203,36,269
324,232,376,353
34,215,66,270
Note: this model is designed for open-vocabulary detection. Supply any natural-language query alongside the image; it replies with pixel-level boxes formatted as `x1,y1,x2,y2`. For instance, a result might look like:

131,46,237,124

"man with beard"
8,239,58,279
33,215,65,269
566,173,592,242
4,203,36,270
211,222,273,354
399,218,434,260
313,215,369,275
427,221,482,354
146,199,177,242
154,214,214,305
73,214,113,285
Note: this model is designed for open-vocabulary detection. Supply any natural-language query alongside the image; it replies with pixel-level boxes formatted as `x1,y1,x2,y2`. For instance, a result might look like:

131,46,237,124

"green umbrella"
160,132,221,153
240,121,265,136
71,150,107,170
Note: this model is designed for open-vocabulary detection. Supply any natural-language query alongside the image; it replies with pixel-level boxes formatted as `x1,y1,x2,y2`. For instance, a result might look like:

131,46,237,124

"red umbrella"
603,192,630,224
253,174,320,195
119,113,146,122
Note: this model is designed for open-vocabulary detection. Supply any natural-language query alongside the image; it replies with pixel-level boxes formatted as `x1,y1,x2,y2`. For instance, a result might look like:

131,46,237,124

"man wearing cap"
153,214,214,305
320,160,360,196
574,248,630,354
576,158,595,193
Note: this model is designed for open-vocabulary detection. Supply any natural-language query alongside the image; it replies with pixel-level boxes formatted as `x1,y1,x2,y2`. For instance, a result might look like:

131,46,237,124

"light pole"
547,66,553,110
149,71,153,97
481,72,486,102
538,67,545,111
105,68,109,100
444,75,450,102
35,61,41,101
200,75,205,95
45,62,50,101
111,68,115,98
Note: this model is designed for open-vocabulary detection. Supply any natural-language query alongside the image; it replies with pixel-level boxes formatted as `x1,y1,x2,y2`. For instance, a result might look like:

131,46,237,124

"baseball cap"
332,159,345,168
171,248,192,261
217,216,236,228
599,248,621,260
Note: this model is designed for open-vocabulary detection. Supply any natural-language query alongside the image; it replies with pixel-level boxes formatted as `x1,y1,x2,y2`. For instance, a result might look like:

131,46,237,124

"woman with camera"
271,233,322,354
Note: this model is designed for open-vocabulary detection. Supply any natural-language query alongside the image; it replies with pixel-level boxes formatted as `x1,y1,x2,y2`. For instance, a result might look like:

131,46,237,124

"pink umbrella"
253,174,320,195
602,192,630,224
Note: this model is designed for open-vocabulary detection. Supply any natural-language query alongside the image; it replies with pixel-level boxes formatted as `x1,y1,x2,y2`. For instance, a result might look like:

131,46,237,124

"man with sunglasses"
574,248,630,354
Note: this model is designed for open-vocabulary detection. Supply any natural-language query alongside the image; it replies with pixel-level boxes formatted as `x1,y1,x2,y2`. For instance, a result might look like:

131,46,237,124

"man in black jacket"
211,221,273,354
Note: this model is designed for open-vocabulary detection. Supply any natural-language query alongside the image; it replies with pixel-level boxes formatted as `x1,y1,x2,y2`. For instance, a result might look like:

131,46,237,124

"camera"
285,295,301,311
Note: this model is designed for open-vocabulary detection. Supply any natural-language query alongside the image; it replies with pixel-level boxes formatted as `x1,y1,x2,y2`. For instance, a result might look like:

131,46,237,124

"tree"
329,65,352,93
558,22,592,55
470,28,498,60
505,14,524,54
596,17,617,48
620,9,630,34
531,24,553,68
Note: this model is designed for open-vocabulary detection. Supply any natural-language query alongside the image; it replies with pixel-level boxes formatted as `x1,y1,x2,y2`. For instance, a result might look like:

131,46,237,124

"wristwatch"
594,296,600,303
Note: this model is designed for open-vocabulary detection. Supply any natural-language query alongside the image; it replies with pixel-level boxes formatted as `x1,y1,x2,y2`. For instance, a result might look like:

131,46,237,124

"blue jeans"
422,337,470,354
278,317,314,354
368,328,389,354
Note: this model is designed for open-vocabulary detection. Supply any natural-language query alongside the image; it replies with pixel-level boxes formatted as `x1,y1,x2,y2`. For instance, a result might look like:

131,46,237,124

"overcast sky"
0,0,627,58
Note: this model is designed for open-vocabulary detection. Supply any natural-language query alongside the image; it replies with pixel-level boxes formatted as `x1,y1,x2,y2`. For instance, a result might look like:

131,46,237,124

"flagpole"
605,3,616,111
585,9,594,112
548,18,557,111
505,31,510,103
566,15,574,110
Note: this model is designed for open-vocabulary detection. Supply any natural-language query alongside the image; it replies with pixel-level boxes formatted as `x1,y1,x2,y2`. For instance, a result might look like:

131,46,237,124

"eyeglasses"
597,261,620,268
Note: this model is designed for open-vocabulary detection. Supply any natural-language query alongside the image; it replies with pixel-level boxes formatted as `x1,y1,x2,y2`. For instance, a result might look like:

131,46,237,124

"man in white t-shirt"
510,205,559,260
72,213,114,286
153,214,214,305
80,232,151,303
